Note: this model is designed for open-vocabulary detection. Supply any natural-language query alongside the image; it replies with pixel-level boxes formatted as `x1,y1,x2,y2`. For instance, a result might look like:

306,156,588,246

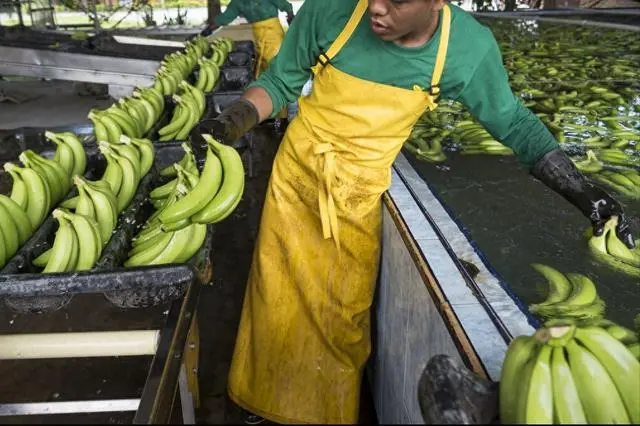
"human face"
368,0,445,46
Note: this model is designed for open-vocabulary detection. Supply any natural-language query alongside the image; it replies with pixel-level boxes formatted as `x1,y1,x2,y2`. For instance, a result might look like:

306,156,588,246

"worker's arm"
268,0,294,14
195,0,322,143
456,37,634,248
214,0,241,27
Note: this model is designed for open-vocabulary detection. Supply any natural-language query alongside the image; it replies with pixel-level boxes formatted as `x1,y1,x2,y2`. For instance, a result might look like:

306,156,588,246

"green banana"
19,151,63,204
566,340,630,423
75,183,95,218
5,165,28,210
0,202,20,258
0,194,33,243
88,111,110,143
173,224,206,263
574,327,640,423
46,131,86,178
146,225,195,265
32,249,52,268
7,163,51,227
43,210,78,273
50,135,75,176
499,335,538,424
125,232,173,267
607,325,639,345
121,135,155,177
100,152,123,194
571,150,603,174
529,263,573,310
110,151,139,213
101,142,141,179
159,148,222,225
105,106,139,138
60,210,102,271
191,136,244,224
80,177,118,245
550,346,588,424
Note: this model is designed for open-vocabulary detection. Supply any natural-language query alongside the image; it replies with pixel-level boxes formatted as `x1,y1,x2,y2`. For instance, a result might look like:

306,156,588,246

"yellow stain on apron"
252,16,287,118
228,1,451,423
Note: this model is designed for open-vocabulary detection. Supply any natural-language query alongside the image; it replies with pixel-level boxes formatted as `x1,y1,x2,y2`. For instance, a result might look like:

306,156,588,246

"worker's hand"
200,23,218,37
286,12,294,25
191,99,260,147
588,191,634,248
531,148,635,248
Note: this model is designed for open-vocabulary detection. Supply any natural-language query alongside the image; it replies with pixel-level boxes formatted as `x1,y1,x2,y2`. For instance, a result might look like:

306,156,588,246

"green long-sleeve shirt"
214,0,293,26
251,0,559,168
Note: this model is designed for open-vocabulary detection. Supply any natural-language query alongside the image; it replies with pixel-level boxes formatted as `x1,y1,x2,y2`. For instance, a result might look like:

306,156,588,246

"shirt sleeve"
269,0,293,14
455,35,559,168
248,0,324,117
214,1,240,26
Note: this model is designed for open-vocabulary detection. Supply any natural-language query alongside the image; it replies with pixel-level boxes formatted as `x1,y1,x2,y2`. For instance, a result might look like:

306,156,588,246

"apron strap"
427,4,451,98
314,0,368,71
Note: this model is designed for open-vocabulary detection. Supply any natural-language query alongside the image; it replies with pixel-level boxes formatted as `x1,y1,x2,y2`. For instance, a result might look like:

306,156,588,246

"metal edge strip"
382,193,489,380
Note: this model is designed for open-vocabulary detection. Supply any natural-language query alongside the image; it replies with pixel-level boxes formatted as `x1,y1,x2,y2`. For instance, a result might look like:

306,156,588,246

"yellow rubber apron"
228,1,451,423
252,16,287,118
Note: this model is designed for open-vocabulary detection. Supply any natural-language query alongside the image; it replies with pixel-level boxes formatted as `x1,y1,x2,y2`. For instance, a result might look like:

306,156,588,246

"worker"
193,0,636,423
200,0,294,126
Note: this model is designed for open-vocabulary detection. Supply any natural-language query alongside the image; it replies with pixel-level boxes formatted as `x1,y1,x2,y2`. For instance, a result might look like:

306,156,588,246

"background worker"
201,0,294,126
194,0,636,423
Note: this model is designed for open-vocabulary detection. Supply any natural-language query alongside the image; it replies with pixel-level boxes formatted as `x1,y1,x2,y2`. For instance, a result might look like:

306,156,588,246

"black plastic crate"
225,51,254,69
191,65,253,92
233,40,255,57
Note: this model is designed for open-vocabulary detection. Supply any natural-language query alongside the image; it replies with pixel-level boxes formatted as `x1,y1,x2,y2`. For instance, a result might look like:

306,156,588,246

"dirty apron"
228,1,451,423
252,16,287,118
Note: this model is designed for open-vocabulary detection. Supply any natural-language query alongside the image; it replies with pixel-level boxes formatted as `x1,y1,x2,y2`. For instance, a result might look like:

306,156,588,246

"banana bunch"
571,150,603,174
195,57,221,93
0,193,34,269
125,165,206,267
155,135,244,229
88,88,164,142
528,264,606,323
61,135,154,215
594,148,640,168
404,137,446,163
587,216,640,277
36,176,118,269
34,207,103,273
499,323,639,424
151,36,210,96
186,35,209,57
151,142,197,208
46,131,87,179
158,81,206,142
451,120,513,156
0,131,87,269
154,52,197,96
591,169,640,199
209,37,233,67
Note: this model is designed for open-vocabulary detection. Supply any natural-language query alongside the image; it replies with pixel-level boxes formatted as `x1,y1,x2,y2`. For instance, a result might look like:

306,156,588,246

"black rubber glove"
200,23,218,37
286,12,294,25
531,148,635,248
191,99,260,147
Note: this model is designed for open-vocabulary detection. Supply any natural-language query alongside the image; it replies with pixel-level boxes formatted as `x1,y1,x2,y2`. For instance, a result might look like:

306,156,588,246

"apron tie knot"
313,143,341,251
